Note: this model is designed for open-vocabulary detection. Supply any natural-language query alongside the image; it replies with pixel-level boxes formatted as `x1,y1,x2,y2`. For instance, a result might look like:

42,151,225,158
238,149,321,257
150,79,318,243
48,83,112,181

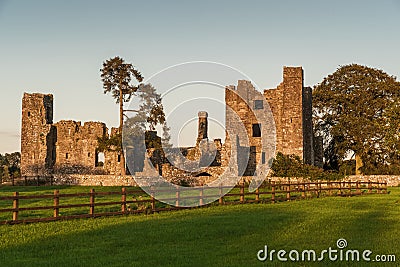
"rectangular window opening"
254,100,263,110
252,124,261,137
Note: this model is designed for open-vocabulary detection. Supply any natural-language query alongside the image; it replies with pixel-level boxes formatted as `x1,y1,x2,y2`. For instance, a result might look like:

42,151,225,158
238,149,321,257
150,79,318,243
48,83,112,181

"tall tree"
122,84,168,173
100,56,143,175
313,64,400,174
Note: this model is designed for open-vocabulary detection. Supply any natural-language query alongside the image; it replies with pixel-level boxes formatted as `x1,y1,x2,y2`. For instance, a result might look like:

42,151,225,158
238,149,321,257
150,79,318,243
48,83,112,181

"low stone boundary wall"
11,174,400,187
265,175,400,187
346,175,400,187
52,174,138,186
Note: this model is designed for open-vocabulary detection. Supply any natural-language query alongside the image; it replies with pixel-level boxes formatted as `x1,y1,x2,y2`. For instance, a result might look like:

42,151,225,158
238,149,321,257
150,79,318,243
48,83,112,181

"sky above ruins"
1,0,400,153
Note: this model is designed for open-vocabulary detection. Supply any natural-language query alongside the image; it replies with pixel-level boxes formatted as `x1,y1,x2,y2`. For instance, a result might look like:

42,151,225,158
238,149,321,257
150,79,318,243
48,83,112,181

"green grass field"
0,186,399,267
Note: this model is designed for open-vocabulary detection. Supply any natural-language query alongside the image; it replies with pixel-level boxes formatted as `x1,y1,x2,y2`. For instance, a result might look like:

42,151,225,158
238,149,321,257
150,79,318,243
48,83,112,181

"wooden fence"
0,180,387,225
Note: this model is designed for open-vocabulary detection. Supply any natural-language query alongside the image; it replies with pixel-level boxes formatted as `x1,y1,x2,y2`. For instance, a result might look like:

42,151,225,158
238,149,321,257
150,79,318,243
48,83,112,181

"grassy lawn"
0,186,399,266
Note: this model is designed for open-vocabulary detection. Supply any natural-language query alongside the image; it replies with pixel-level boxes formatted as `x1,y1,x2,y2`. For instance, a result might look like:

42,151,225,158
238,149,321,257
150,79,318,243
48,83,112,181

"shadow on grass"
0,205,302,267
0,188,398,267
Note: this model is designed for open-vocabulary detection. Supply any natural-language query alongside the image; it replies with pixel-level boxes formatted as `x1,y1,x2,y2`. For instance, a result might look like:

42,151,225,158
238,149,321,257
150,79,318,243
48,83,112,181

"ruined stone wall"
21,93,119,176
54,120,107,173
225,81,262,176
313,136,324,168
161,163,227,186
52,174,138,186
104,127,124,175
21,93,55,176
225,78,277,176
264,67,305,159
302,86,314,165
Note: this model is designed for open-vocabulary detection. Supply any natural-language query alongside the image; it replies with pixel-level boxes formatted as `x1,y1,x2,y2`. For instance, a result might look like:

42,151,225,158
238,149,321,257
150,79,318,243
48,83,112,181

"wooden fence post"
320,181,323,196
150,186,156,212
255,188,260,202
302,182,306,198
271,181,275,203
12,192,19,221
368,180,372,194
175,186,180,207
339,181,342,196
356,181,360,195
121,187,127,214
89,188,95,217
348,181,352,196
199,187,204,206
328,181,332,196
53,189,59,218
286,180,291,201
240,182,245,203
218,184,223,205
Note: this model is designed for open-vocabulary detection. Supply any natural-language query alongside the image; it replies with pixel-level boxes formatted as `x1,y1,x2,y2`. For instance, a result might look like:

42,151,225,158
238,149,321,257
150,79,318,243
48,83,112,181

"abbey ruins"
20,66,323,183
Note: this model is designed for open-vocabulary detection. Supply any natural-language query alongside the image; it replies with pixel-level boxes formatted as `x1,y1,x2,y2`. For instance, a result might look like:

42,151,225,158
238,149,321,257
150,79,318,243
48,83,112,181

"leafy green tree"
100,56,143,175
0,152,20,182
5,152,20,176
122,84,166,147
122,84,168,173
313,64,400,174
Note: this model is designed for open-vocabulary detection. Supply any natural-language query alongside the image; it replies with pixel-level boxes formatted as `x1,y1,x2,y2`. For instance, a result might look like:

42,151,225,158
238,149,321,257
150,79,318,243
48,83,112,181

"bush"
271,152,344,180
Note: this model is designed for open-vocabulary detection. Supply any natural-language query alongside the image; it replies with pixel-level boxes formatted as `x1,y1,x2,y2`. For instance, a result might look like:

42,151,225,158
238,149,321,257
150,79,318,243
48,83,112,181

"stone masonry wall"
264,67,305,160
50,174,400,187
54,120,107,173
21,93,55,176
21,92,122,177
53,174,138,186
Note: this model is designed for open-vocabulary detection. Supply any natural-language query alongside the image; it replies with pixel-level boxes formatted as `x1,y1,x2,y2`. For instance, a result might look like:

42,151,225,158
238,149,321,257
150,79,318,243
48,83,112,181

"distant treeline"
0,152,20,182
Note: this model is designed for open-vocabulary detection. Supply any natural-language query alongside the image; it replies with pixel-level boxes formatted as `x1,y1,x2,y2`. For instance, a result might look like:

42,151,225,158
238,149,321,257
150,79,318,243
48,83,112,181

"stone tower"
196,111,208,144
20,93,56,177
264,66,314,164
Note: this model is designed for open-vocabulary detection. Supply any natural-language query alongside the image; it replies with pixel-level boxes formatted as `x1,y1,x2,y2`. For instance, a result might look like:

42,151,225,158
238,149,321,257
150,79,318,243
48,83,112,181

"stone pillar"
197,111,208,144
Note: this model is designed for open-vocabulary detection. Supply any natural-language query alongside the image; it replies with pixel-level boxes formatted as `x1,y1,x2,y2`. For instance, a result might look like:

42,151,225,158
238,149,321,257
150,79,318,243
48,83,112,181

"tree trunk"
355,154,363,175
119,87,126,176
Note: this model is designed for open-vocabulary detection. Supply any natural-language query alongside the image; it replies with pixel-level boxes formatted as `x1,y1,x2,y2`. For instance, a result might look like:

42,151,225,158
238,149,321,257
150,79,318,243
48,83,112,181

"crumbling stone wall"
263,66,320,165
264,67,305,160
103,127,124,175
54,120,107,173
160,111,225,182
21,93,55,176
225,82,263,176
21,93,118,177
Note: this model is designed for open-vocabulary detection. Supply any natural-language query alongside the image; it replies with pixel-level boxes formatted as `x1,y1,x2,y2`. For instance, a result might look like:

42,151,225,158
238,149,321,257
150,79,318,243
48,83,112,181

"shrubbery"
270,152,344,180
0,152,20,183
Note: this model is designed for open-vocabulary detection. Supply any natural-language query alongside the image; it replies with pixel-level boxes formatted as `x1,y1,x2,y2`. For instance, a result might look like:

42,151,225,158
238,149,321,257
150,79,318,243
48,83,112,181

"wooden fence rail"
0,180,387,225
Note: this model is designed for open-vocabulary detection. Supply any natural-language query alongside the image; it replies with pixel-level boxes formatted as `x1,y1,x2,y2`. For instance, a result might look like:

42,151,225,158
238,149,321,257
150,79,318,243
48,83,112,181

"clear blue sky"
1,0,400,153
